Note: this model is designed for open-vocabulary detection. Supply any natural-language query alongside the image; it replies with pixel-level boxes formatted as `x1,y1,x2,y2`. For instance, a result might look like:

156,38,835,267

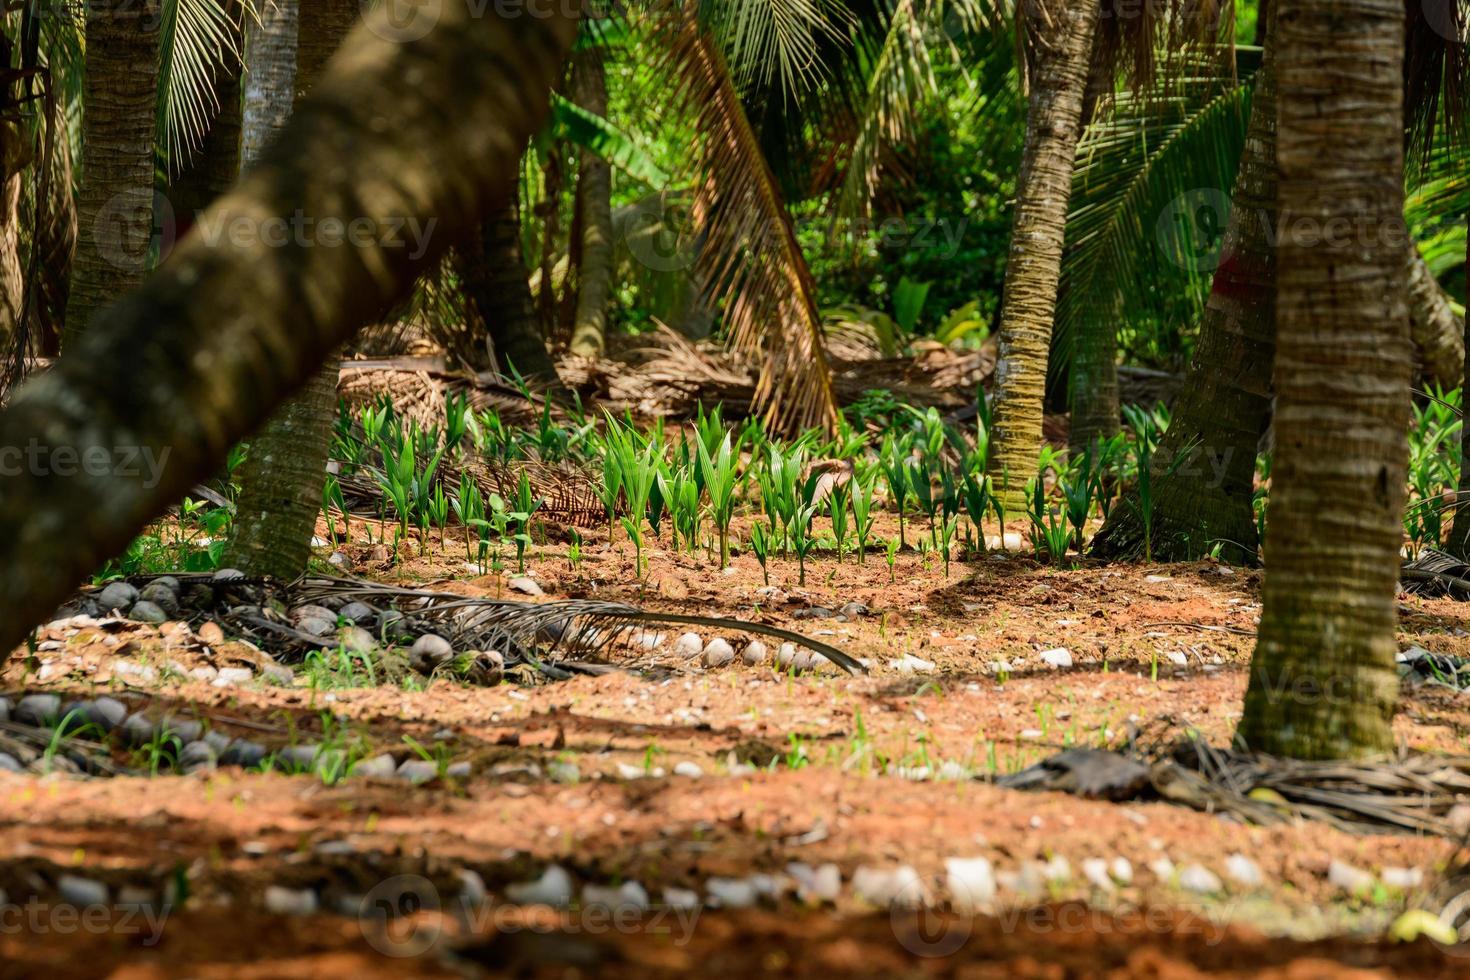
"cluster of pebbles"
0,692,472,784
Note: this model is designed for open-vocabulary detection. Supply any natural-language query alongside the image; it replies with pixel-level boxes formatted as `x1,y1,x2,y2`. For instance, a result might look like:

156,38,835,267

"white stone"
702,638,736,668
673,761,704,778
1082,859,1114,892
213,667,254,687
582,881,648,911
945,857,996,910
852,865,922,908
673,633,704,657
742,641,769,666
1040,648,1073,669
263,886,318,916
891,654,935,674
506,865,573,906
787,862,842,903
1225,854,1262,888
706,877,759,908
1327,860,1374,894
1382,867,1424,890
1110,857,1133,885
662,887,700,910
1178,864,1221,894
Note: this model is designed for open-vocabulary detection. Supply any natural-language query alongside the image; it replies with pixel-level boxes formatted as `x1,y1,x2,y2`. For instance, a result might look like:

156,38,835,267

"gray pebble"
0,696,9,723
213,667,254,687
338,602,374,625
396,759,440,785
297,617,335,638
840,601,870,619
138,582,181,618
290,604,335,624
90,697,129,732
128,601,168,624
16,694,61,727
220,739,267,769
179,741,218,774
0,754,22,773
97,581,139,612
337,625,377,654
261,663,294,686
276,744,322,772
212,568,245,582
121,713,159,746
349,754,398,779
742,641,770,666
702,638,736,668
204,730,233,754
57,875,108,907
162,718,203,744
379,609,408,637
152,576,181,593
446,761,472,779
263,885,318,916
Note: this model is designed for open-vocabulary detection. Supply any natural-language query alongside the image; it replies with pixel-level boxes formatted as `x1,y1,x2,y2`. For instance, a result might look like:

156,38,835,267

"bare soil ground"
5,514,1470,977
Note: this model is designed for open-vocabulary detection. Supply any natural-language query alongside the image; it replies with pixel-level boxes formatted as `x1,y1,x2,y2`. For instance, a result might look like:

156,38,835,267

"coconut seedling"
698,431,739,569
851,470,877,563
751,521,772,585
880,433,914,549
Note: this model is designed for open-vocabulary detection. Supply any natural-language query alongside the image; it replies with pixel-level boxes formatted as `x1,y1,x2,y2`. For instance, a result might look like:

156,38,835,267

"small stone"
1166,651,1189,666
547,760,580,784
213,667,254,687
220,740,267,769
507,865,573,906
263,886,318,916
787,862,841,903
1178,864,1221,894
1082,858,1114,892
0,697,9,723
138,582,180,617
116,886,156,910
839,601,870,619
113,661,159,684
662,887,700,910
702,638,736,668
379,609,408,637
350,754,398,779
853,866,923,908
1040,648,1073,669
673,761,704,778
337,626,377,654
128,601,168,624
672,632,703,657
945,857,996,909
582,881,648,911
396,759,440,785
162,718,203,743
327,552,349,569
179,740,218,774
1225,854,1262,888
446,761,471,779
121,713,159,746
742,640,769,666
298,617,335,638
410,634,455,674
0,754,22,772
57,875,108,907
458,869,488,906
1327,860,1374,894
630,630,664,650
97,582,139,612
1043,856,1071,883
1110,858,1133,885
261,664,294,686
338,602,374,624
1382,867,1423,890
189,666,219,682
1148,858,1174,884
706,878,759,908
776,643,798,669
891,654,935,674
508,576,544,597
212,568,246,582
15,694,61,727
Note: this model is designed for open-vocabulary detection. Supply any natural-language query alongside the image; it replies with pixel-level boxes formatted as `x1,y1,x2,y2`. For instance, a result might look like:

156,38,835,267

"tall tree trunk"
1406,244,1464,388
222,0,357,579
1091,27,1280,565
457,202,560,383
1068,293,1120,450
240,0,298,167
29,97,78,357
0,3,577,659
1235,0,1408,760
1447,213,1470,559
987,0,1099,514
166,0,245,241
0,118,30,356
64,0,162,346
568,45,613,358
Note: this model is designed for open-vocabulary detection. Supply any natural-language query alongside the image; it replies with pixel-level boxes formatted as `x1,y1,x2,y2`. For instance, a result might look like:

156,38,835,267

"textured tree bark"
457,202,561,382
222,0,358,580
988,0,1099,514
166,0,246,241
1235,0,1408,760
1406,244,1464,389
29,99,78,356
1447,213,1470,559
0,3,576,657
0,118,30,355
568,45,613,358
63,0,162,346
1090,28,1279,566
1068,292,1120,450
240,0,298,167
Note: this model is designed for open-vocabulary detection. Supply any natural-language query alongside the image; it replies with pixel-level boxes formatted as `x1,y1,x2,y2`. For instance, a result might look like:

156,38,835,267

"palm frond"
653,14,840,433
1052,64,1251,383
158,0,255,172
696,0,853,99
549,93,670,188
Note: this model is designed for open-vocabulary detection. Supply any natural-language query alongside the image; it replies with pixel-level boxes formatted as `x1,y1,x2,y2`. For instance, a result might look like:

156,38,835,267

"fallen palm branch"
999,728,1470,838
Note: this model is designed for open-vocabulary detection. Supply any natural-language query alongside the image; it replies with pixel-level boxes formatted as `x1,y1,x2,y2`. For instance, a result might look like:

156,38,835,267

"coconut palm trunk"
1235,0,1409,759
241,0,298,167
64,0,162,346
0,3,577,659
988,0,1099,514
1407,244,1464,388
167,0,246,239
458,202,561,383
1068,289,1121,450
1447,213,1470,559
569,44,614,358
221,0,357,579
1090,28,1280,565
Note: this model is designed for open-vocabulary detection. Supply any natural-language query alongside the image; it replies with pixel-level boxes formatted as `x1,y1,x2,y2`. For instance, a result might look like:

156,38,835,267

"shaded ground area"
5,519,1470,975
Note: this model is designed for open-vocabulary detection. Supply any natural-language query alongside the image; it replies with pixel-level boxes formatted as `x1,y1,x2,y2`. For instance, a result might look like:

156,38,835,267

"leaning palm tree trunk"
988,0,1099,513
1407,243,1464,388
64,0,162,345
0,3,577,659
1091,28,1280,565
1236,0,1408,759
569,44,613,359
222,0,356,580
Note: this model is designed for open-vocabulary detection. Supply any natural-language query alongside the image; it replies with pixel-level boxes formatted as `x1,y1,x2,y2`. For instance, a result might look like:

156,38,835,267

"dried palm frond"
651,13,840,435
